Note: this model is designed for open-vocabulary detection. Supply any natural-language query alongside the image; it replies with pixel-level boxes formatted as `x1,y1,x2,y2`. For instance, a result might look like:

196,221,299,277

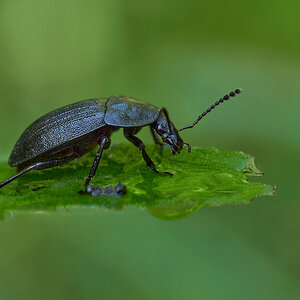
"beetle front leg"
150,127,163,146
124,128,173,176
83,136,126,197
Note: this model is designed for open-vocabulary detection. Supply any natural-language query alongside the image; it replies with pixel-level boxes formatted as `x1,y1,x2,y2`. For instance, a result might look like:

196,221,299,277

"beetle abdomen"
9,98,108,167
104,95,160,127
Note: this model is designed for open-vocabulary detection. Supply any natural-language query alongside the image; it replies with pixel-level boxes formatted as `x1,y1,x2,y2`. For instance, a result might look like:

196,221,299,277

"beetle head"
154,108,185,155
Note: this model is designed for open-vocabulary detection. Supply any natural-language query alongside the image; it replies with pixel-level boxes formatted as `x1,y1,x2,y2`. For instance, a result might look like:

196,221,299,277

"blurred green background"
0,0,299,299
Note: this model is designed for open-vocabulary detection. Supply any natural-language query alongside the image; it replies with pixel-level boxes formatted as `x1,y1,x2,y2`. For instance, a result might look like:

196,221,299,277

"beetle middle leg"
83,136,126,197
124,128,173,176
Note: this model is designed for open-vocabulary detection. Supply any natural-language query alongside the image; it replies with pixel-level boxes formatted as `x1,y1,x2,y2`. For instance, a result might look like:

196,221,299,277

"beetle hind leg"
0,166,35,188
0,150,82,189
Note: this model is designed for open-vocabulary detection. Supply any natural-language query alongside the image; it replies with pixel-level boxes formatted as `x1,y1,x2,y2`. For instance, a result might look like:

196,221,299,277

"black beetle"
0,89,242,196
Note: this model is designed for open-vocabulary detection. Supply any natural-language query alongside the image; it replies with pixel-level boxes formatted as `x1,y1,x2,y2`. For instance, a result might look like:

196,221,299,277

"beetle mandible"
0,89,242,196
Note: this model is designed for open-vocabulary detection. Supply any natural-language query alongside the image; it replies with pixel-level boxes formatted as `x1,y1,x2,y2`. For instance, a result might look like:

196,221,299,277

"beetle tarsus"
164,171,174,176
184,142,192,153
148,160,174,176
151,165,173,176
82,182,127,197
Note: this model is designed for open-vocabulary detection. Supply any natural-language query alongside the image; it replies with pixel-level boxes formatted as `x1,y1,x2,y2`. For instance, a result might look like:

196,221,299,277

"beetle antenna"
179,88,242,132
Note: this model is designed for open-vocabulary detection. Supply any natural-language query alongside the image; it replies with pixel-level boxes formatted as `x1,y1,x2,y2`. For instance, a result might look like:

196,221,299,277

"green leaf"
0,144,274,220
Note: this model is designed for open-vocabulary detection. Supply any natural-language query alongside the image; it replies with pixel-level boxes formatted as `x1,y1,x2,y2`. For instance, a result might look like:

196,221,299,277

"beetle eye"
156,124,164,135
